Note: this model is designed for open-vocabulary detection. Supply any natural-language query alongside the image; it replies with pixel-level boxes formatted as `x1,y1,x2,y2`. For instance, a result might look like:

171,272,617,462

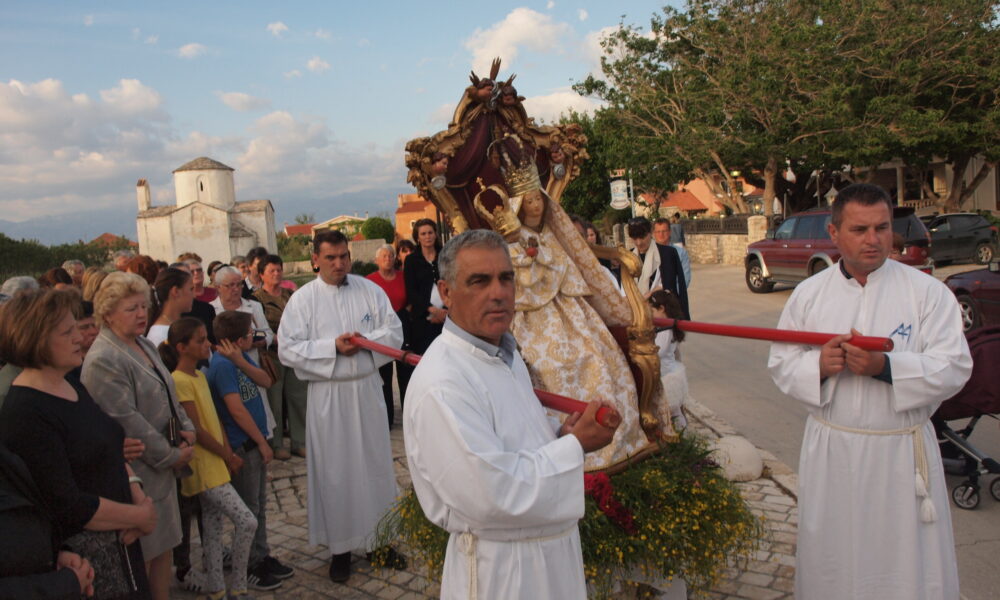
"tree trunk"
762,156,777,217
941,155,970,212
958,161,996,210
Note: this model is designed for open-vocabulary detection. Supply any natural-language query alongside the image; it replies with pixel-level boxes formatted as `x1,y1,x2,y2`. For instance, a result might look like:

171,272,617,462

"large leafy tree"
578,0,1000,214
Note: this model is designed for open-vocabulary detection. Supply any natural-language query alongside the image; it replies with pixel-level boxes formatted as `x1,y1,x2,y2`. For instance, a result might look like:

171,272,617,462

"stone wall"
685,215,768,265
685,234,749,265
610,215,770,266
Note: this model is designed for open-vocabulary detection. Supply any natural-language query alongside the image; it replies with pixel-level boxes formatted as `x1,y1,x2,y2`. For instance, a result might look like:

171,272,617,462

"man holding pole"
768,183,972,600
403,229,618,599
277,230,406,583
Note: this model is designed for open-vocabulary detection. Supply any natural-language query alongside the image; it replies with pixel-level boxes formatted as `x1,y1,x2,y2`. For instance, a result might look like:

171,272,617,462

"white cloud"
145,35,159,45
284,69,302,79
266,21,288,37
177,43,207,59
578,9,589,21
306,56,330,73
314,28,332,40
236,111,404,198
0,77,405,227
0,78,174,221
428,102,458,127
582,26,620,76
463,8,573,73
522,88,603,123
83,15,94,26
215,91,271,112
547,1,555,8
99,79,163,115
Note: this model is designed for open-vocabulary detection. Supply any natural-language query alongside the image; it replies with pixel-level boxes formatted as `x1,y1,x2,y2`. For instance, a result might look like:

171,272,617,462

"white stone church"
136,157,276,263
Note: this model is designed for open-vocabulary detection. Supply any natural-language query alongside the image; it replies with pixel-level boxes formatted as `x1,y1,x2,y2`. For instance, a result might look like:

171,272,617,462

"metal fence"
683,216,750,235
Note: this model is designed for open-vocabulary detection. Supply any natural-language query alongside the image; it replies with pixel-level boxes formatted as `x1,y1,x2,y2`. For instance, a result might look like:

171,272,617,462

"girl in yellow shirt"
159,318,256,600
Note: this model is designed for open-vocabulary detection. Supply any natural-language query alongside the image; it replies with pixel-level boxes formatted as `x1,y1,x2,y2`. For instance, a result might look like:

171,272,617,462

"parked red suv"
744,206,933,293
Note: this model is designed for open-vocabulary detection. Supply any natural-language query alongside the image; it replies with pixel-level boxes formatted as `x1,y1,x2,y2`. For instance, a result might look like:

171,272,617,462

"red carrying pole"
651,318,893,352
348,336,621,428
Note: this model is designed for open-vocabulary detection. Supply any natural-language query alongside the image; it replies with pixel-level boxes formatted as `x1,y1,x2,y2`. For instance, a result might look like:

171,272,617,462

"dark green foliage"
351,260,377,277
277,233,311,262
361,217,396,243
0,232,130,280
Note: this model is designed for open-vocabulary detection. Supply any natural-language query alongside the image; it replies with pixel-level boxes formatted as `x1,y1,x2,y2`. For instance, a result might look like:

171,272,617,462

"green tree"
558,111,613,223
294,213,315,225
578,0,1000,214
360,217,395,243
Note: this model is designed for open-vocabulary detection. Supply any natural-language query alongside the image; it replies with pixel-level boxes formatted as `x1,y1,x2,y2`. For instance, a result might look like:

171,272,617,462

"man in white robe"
768,184,972,600
404,229,618,600
277,230,405,583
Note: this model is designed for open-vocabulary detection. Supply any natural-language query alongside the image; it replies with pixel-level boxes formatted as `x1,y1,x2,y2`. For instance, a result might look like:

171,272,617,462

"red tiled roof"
283,223,314,236
663,190,708,211
91,233,138,247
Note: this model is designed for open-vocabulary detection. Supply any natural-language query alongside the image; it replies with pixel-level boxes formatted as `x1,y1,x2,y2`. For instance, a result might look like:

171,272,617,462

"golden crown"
491,134,541,197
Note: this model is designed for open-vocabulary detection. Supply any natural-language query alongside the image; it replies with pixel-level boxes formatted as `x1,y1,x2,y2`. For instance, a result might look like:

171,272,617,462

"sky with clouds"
0,1,670,243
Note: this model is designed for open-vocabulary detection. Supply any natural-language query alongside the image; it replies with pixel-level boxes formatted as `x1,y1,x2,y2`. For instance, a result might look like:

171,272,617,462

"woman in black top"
404,218,448,354
0,441,93,599
0,289,155,600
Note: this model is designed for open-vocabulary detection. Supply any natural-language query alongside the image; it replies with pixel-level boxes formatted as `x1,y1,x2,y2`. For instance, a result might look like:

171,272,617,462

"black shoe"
366,546,407,570
260,555,294,580
328,552,351,584
246,563,282,591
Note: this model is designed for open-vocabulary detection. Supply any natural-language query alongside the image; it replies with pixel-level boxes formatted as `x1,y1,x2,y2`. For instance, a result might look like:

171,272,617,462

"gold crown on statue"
473,177,522,238
492,134,541,196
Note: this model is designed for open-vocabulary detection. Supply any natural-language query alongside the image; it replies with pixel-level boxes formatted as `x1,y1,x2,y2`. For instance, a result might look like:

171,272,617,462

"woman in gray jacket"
83,272,195,600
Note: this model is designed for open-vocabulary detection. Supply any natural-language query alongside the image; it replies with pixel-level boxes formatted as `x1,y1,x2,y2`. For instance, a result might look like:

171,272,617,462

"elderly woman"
252,255,308,459
0,288,158,599
81,267,109,302
211,266,277,435
366,244,412,427
82,272,196,600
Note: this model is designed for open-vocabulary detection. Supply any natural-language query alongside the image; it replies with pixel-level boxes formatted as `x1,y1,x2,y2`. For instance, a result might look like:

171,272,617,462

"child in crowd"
205,311,292,591
159,317,256,600
649,290,689,429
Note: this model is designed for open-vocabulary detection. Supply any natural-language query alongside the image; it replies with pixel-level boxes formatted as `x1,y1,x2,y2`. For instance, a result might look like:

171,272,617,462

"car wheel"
974,243,994,265
956,294,981,332
745,260,774,293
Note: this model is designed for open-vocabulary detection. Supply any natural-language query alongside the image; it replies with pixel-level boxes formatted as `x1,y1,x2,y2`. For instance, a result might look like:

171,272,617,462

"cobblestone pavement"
173,399,800,599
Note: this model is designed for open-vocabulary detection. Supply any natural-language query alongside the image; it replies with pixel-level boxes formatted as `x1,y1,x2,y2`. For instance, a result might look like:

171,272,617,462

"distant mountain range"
0,187,410,245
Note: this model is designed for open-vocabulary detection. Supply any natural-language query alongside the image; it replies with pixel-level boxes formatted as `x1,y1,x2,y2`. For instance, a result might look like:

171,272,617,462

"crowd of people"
1,183,973,600
0,227,442,598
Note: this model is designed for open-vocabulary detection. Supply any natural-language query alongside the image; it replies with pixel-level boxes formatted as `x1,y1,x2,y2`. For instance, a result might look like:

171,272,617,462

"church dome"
173,157,234,173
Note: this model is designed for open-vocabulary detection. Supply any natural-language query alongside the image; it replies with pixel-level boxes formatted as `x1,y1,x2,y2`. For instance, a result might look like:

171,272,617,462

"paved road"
684,262,1000,600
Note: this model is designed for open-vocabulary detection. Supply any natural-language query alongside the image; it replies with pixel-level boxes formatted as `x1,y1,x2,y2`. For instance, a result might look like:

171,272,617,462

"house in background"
394,193,438,241
282,223,315,237
311,214,366,238
136,157,276,263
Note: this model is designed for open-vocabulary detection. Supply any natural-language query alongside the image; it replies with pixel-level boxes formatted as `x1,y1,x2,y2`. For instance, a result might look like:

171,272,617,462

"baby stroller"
932,326,1000,510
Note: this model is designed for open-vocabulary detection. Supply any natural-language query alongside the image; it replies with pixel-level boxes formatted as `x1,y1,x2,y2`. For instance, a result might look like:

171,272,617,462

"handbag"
258,350,280,384
63,530,137,600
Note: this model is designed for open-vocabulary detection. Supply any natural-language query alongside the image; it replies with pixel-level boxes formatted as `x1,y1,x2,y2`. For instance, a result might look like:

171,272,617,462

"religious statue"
405,58,677,472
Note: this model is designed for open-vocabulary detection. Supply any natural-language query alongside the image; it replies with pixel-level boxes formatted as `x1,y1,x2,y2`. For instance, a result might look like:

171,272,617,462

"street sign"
610,179,630,209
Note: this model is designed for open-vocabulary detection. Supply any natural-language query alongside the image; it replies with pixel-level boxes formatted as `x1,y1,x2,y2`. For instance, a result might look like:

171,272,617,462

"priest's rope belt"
811,415,937,523
456,525,576,599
